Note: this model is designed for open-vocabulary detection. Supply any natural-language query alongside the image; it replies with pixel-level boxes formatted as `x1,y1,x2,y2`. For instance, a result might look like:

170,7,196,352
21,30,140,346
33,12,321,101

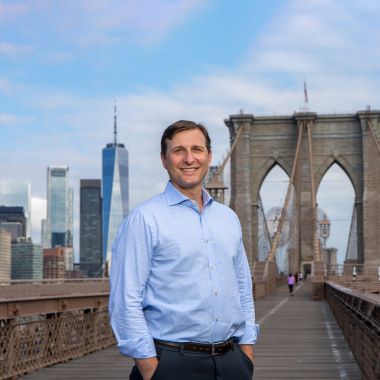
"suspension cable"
367,119,380,155
267,121,304,262
215,123,246,176
307,121,321,261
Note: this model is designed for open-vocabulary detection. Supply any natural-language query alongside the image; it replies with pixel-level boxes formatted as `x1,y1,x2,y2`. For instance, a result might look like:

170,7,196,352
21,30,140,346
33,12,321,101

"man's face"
161,128,212,194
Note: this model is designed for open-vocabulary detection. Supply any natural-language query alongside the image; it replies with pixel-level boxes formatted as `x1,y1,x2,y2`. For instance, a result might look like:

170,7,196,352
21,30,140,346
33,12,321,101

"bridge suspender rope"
267,121,304,262
306,121,322,262
260,193,273,250
214,123,246,178
206,124,246,202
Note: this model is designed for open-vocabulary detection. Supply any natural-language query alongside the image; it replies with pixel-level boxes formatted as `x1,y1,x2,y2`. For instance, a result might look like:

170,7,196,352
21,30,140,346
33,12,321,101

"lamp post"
319,214,331,249
205,173,227,204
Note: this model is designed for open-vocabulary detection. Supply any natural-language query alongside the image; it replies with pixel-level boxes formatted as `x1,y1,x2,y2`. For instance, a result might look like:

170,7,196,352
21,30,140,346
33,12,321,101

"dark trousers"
130,343,254,380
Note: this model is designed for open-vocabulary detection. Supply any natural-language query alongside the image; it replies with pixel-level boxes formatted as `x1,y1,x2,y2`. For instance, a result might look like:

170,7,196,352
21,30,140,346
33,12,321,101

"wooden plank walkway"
21,281,364,379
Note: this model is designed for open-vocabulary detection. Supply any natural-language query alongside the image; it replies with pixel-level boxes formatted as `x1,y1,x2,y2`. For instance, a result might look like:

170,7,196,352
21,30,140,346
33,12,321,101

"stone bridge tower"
225,110,380,272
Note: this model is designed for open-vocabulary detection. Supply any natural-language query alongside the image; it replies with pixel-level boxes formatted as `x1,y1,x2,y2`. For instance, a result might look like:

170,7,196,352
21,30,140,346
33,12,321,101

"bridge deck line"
21,281,364,380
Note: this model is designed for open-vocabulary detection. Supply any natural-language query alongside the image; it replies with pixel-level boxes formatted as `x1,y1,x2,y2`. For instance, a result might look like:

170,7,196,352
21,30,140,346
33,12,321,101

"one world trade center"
102,104,129,275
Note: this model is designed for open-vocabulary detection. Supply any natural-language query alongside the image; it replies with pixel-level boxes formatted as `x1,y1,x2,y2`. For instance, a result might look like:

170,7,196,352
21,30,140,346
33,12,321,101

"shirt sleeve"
234,221,260,344
109,209,157,359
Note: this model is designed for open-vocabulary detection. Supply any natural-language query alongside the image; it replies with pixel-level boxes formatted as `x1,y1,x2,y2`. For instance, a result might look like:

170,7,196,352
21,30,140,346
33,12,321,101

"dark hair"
160,120,211,155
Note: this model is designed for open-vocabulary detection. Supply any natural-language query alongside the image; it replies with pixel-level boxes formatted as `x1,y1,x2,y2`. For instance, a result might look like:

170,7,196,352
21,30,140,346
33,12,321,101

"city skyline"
1,1,379,262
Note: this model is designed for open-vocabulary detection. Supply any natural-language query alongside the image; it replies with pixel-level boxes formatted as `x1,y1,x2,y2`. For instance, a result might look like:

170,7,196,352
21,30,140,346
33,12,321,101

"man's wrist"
135,357,158,380
239,344,254,362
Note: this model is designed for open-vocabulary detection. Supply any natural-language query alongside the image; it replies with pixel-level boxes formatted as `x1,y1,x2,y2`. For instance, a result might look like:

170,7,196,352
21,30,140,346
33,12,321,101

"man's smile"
180,167,198,171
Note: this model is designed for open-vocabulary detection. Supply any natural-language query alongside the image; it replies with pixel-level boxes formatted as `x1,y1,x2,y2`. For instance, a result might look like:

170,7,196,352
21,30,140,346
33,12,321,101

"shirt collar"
164,181,213,208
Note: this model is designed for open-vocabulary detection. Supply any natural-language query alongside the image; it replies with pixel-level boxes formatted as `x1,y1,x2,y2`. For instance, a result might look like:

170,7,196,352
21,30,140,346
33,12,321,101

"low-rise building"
0,229,11,282
11,241,43,280
43,247,65,279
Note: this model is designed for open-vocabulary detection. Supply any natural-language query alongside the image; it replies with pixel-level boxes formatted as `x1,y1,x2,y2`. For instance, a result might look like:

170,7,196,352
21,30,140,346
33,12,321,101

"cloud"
0,42,33,57
0,113,33,125
74,0,207,45
2,0,207,47
0,78,19,95
238,0,380,112
0,2,27,21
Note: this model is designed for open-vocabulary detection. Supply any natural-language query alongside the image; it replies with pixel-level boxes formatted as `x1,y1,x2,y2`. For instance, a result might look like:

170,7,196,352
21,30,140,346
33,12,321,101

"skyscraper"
0,229,11,282
80,179,102,277
0,206,27,242
45,166,74,249
0,180,31,239
41,218,50,249
102,104,129,272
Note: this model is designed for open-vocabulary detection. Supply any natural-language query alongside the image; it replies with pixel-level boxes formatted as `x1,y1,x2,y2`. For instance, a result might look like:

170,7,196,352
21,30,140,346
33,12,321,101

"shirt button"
214,291,218,295
210,265,214,270
215,317,219,321
205,239,208,243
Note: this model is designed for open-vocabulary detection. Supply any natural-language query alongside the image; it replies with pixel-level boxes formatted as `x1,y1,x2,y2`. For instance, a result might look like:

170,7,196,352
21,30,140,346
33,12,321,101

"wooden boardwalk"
22,281,364,379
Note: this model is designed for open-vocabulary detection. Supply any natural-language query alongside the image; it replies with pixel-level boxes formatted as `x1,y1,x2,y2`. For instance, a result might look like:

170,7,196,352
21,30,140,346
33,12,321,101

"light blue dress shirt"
109,181,259,359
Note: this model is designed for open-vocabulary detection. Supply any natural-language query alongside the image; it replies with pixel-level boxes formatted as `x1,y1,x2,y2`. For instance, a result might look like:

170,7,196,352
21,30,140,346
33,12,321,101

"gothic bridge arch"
225,111,380,271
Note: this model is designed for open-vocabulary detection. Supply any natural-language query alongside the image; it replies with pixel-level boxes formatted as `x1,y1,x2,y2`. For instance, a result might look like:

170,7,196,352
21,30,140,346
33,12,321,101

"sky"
0,0,378,264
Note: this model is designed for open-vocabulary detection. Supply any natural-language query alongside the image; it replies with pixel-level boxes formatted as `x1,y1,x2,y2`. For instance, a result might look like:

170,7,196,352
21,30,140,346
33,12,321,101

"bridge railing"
0,281,115,380
325,281,380,380
326,264,378,278
0,278,109,300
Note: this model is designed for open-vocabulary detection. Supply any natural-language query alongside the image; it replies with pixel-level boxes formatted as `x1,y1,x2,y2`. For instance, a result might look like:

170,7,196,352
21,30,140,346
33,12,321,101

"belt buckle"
211,343,216,356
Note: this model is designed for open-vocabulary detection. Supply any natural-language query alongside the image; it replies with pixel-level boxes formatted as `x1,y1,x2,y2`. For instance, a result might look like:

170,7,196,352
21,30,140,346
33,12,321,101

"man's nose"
184,150,195,163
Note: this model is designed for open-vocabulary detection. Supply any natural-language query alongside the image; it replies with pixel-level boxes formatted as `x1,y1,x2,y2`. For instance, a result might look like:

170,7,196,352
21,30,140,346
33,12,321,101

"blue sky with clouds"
1,0,379,263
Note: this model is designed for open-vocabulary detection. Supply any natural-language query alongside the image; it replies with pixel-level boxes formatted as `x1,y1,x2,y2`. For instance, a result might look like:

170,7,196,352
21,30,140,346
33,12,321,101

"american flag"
304,80,309,104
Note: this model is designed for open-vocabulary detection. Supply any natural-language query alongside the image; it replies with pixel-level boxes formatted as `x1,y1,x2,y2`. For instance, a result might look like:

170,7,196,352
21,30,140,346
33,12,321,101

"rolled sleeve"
109,210,156,358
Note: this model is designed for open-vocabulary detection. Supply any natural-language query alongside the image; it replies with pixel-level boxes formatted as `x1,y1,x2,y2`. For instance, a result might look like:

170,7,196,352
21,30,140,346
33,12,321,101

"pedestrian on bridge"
110,120,259,380
288,273,295,296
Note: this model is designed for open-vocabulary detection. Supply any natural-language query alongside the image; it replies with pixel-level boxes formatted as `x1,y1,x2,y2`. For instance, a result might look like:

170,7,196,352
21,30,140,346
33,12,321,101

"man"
109,120,259,380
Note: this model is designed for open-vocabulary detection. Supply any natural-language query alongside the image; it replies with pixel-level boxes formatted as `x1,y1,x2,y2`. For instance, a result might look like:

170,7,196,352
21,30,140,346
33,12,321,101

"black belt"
154,338,234,356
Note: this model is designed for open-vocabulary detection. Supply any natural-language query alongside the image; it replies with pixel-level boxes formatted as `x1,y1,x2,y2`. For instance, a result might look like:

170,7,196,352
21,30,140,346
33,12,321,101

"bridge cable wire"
257,194,272,263
307,121,322,262
267,121,304,262
367,118,380,155
345,203,358,262
215,123,246,177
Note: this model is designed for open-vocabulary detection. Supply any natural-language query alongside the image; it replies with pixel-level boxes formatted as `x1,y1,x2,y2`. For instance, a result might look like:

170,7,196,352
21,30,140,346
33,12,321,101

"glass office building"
80,179,102,277
102,107,129,272
11,241,43,280
0,180,31,239
0,206,27,242
46,166,73,249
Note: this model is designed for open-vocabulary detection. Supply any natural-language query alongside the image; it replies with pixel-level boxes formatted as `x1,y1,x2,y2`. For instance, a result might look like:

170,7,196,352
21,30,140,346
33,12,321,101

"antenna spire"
113,99,117,145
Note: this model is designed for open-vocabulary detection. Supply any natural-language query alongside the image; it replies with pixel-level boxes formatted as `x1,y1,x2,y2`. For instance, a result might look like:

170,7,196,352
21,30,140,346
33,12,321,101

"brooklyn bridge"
1,109,379,380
